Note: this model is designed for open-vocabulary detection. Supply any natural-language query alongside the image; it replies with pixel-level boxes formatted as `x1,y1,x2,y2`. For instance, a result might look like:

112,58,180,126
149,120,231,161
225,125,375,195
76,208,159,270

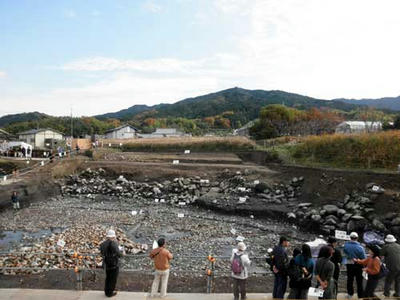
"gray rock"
391,217,400,226
372,219,386,231
298,203,312,208
337,209,347,217
311,215,322,222
323,205,339,215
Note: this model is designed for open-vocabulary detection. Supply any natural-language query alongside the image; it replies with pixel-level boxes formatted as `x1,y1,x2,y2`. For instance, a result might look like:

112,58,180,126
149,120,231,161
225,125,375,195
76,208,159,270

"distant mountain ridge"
1,88,400,128
336,96,400,111
95,87,359,123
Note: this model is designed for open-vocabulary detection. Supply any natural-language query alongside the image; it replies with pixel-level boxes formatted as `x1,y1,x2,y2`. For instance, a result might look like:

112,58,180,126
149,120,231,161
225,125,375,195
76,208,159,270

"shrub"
84,150,93,158
292,131,400,169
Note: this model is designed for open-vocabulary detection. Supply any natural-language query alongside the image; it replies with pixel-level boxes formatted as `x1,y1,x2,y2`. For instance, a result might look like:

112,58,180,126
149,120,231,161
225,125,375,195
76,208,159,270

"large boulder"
323,205,339,215
347,215,368,232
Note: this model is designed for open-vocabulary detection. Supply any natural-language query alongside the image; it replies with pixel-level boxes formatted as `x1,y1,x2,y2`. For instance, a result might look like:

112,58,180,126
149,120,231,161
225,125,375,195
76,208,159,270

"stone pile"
0,225,146,275
61,168,304,208
291,182,396,236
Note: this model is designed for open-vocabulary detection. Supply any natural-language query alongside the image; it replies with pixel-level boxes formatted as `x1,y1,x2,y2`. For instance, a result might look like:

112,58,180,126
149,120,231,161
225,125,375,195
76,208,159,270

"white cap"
238,242,247,251
385,234,397,243
350,232,358,239
106,229,116,238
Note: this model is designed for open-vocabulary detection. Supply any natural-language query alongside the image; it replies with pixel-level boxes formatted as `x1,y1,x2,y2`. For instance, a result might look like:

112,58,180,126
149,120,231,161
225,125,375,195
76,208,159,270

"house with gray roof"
18,128,64,149
104,124,138,139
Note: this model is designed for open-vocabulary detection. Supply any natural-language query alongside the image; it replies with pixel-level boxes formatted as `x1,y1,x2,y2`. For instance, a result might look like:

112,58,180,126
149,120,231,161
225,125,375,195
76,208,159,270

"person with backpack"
230,242,251,300
100,229,124,297
381,234,400,297
287,244,314,299
11,191,20,210
354,244,382,299
272,236,290,299
343,232,366,299
287,248,301,298
315,245,336,299
149,238,173,298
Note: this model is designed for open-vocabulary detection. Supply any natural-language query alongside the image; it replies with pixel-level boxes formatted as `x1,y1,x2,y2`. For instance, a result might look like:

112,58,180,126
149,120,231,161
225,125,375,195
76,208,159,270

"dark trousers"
364,275,380,299
288,287,308,299
104,267,119,297
233,278,246,299
384,270,400,296
273,274,287,299
346,264,363,297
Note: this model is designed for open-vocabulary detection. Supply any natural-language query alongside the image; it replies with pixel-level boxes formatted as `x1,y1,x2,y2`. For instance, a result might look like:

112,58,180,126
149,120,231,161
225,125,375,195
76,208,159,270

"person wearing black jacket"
328,237,342,293
100,229,124,297
272,236,290,299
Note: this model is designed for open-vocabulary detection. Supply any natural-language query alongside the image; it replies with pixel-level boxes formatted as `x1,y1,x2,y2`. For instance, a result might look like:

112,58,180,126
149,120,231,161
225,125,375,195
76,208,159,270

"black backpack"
287,261,303,283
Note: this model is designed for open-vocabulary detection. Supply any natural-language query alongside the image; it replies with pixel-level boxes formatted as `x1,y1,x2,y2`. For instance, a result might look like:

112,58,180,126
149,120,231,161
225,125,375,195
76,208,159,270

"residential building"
18,128,64,149
104,125,137,139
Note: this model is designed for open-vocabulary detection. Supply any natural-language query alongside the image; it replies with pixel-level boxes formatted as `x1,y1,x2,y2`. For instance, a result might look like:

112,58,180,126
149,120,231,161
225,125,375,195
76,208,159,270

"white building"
233,121,254,137
104,125,137,139
335,121,383,134
18,128,64,149
138,128,189,138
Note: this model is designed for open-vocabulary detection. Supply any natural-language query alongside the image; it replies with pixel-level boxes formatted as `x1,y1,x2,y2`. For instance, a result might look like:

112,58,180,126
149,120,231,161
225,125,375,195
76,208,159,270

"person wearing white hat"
343,232,366,298
381,234,400,297
230,242,251,300
100,229,124,297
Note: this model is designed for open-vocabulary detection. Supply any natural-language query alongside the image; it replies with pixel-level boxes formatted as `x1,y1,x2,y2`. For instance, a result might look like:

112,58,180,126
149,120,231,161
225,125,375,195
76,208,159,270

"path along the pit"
0,289,387,300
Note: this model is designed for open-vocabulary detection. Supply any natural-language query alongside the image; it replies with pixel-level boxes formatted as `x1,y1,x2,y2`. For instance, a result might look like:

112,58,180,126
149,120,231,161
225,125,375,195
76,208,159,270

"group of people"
99,229,400,299
264,233,400,300
100,230,173,298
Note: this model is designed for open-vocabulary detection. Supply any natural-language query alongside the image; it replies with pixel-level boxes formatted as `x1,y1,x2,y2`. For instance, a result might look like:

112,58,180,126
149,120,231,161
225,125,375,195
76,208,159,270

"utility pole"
70,107,73,138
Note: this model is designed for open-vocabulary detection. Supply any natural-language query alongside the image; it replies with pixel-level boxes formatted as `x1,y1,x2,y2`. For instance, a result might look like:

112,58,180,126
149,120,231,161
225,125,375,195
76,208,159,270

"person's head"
328,236,337,247
237,242,247,252
12,191,17,196
279,236,290,248
293,248,301,258
367,244,380,258
106,229,116,240
301,244,312,259
385,234,397,244
350,232,358,241
158,238,166,248
318,245,333,259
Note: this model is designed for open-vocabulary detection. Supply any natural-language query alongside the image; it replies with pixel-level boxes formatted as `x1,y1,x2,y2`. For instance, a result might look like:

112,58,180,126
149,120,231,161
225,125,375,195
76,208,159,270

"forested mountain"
96,87,359,124
337,96,400,111
0,112,48,127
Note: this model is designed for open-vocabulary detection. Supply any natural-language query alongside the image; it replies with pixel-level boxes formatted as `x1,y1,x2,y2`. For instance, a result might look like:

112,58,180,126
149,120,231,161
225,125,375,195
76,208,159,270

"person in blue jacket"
344,232,366,298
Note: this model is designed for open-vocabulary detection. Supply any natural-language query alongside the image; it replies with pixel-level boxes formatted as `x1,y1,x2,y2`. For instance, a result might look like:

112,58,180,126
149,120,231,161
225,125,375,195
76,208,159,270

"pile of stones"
61,168,304,208
0,225,146,275
291,182,397,236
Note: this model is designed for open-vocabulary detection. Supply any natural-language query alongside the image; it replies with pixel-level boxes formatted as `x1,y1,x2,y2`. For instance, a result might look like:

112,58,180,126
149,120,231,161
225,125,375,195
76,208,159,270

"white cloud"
64,9,77,18
213,0,250,15
0,71,6,78
142,0,162,13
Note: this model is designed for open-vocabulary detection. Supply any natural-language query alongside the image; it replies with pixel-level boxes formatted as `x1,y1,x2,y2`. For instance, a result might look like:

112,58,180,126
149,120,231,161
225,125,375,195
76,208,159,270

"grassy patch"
291,131,400,170
121,137,256,152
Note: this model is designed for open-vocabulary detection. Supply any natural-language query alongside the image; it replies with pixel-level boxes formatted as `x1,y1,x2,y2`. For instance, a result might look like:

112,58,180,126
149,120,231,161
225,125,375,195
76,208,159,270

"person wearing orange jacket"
149,238,173,298
354,244,381,300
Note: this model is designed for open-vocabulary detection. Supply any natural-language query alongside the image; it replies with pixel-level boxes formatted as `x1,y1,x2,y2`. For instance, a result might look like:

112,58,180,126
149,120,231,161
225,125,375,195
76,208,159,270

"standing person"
11,191,20,210
354,244,381,299
149,238,173,298
100,229,124,297
381,234,400,297
343,232,366,299
328,237,343,293
287,245,314,299
230,242,251,300
272,236,290,299
315,245,336,299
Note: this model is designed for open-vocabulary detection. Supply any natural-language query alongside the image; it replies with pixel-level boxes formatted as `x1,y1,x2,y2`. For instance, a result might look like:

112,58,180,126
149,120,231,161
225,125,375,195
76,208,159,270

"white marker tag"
178,202,186,206
160,199,165,203
155,199,159,203
335,230,350,240
184,150,190,154
173,160,180,164
57,239,66,248
254,180,260,185
178,213,184,218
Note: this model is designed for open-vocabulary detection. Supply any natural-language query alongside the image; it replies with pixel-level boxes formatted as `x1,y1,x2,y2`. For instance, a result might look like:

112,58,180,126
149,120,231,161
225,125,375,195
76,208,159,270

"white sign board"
178,202,186,206
254,180,260,185
335,230,351,240
3,176,6,182
160,199,165,203
308,288,324,297
372,185,380,192
178,213,184,218
238,197,247,204
155,199,159,203
173,160,180,164
238,187,246,192
236,236,245,242
57,239,66,248
131,210,138,216
184,150,190,154
41,161,45,166
200,179,209,184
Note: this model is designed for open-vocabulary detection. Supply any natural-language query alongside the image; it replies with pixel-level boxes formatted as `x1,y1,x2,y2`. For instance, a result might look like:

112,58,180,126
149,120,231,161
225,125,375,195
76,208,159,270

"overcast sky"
1,0,400,117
